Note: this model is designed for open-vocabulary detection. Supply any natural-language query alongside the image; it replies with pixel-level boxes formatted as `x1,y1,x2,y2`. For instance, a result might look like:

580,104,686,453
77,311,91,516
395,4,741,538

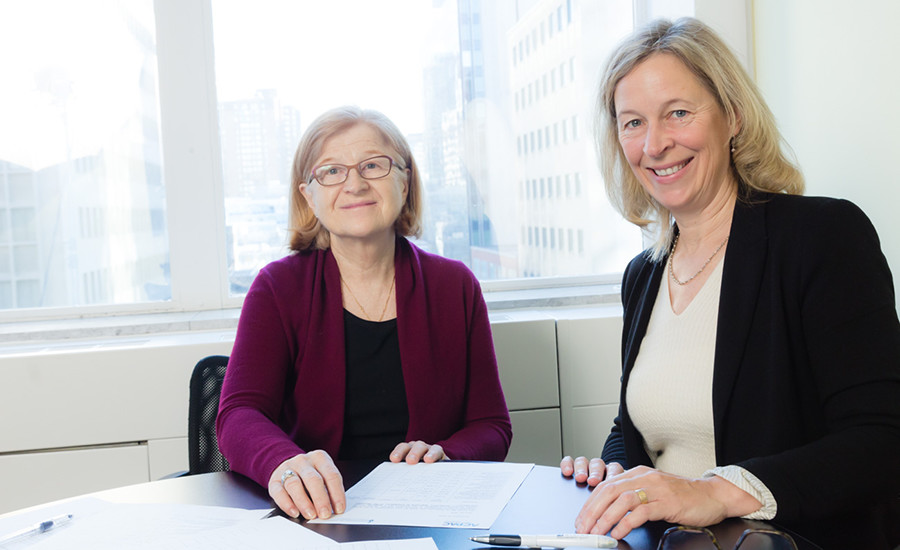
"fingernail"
289,507,299,518
575,469,586,476
336,503,345,514
319,507,332,519
302,508,316,520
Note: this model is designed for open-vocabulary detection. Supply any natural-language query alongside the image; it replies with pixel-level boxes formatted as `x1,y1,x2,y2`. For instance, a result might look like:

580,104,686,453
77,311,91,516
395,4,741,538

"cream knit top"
625,259,776,519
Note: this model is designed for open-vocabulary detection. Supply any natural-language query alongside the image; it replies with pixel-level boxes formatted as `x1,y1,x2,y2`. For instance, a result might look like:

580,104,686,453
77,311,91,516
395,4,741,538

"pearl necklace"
668,233,729,286
340,275,395,321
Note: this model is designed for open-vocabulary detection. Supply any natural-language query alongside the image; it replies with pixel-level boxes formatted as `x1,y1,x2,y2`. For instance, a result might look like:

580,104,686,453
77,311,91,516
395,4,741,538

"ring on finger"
634,488,649,505
281,469,296,484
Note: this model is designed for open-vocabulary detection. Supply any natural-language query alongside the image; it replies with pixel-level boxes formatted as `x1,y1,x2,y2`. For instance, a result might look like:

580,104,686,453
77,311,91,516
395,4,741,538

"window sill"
0,284,621,352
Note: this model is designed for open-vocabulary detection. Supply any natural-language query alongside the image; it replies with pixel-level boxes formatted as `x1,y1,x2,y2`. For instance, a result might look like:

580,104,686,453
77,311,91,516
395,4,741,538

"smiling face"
614,53,739,219
299,123,409,247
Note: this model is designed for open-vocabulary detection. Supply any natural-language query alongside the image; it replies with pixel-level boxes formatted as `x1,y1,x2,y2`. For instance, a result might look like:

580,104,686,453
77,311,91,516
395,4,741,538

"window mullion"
154,0,228,311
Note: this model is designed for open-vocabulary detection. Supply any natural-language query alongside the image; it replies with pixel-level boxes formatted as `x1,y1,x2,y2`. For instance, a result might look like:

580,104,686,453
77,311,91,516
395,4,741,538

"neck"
673,184,737,251
331,233,397,284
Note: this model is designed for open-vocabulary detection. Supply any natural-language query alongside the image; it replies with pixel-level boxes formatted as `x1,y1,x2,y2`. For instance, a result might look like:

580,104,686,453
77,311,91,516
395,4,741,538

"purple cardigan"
217,237,512,487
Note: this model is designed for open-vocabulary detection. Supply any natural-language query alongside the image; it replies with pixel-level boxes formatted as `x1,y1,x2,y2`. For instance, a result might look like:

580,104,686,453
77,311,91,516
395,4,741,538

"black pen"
0,513,74,545
470,534,617,548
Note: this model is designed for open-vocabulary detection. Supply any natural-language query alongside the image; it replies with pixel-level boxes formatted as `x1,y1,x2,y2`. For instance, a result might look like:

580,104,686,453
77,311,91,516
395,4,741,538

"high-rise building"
217,90,302,289
509,0,636,278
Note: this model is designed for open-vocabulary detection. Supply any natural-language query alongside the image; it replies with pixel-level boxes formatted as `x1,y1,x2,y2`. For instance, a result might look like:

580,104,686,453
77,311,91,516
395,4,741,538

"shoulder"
250,250,327,294
745,192,873,234
736,192,886,282
259,249,324,276
741,193,880,257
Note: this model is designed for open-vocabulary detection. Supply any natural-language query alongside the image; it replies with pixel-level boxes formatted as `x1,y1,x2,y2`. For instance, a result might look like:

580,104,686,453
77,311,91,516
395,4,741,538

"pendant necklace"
341,275,395,321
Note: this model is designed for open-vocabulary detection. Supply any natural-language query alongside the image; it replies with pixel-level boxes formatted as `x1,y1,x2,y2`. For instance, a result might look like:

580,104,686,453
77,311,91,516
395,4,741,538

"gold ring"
635,488,649,505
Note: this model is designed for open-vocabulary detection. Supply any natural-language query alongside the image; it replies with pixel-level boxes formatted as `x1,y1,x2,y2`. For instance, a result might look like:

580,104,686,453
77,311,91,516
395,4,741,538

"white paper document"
310,461,534,529
12,502,281,550
0,498,438,550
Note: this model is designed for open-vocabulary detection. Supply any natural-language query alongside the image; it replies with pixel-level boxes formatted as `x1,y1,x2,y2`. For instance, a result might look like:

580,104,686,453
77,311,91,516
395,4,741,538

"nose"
643,124,673,158
342,167,370,193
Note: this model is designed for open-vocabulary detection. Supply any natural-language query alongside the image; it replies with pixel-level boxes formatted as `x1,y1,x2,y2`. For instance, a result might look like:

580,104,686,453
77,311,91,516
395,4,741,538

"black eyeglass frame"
656,525,798,550
657,526,723,550
307,155,406,186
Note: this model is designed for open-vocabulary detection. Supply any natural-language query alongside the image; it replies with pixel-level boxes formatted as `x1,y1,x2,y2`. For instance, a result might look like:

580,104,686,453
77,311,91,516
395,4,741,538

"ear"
401,168,410,200
732,107,743,136
299,182,315,207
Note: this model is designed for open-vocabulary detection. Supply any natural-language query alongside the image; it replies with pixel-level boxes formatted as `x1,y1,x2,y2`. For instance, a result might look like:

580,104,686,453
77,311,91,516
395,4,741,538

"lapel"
712,192,769,449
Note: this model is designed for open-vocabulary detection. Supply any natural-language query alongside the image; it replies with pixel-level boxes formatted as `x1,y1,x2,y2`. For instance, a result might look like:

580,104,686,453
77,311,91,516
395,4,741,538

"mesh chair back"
188,355,231,474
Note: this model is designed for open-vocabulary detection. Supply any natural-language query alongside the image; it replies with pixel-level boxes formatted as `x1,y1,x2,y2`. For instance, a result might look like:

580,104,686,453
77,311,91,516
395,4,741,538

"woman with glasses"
217,106,512,522
560,18,900,548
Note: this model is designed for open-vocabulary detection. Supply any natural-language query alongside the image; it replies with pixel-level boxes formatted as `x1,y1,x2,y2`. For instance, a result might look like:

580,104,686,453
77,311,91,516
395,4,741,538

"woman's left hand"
390,441,446,464
575,466,760,539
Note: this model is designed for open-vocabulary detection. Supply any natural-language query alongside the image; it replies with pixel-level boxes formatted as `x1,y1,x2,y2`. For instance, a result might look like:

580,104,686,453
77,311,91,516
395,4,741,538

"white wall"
754,0,900,310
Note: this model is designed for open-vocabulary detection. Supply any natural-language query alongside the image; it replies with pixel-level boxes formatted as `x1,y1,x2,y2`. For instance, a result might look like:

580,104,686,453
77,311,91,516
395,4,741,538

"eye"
623,119,642,129
672,109,688,119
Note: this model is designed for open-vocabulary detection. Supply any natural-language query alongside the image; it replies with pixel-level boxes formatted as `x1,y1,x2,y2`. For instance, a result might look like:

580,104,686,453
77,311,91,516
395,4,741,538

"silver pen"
471,534,617,548
0,513,74,545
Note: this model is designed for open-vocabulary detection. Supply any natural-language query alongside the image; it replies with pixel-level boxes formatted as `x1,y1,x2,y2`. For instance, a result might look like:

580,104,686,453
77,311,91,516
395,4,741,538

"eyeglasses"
308,155,404,186
657,526,798,550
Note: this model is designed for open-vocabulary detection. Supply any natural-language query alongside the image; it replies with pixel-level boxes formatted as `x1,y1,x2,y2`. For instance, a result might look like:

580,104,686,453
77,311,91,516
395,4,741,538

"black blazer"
602,190,900,548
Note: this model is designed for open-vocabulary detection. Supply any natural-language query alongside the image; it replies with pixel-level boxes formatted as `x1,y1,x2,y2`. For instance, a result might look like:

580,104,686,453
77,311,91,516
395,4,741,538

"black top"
338,309,409,460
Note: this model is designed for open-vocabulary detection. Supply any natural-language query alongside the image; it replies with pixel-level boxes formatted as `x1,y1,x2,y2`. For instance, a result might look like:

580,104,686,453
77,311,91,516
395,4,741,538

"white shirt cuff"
703,465,777,520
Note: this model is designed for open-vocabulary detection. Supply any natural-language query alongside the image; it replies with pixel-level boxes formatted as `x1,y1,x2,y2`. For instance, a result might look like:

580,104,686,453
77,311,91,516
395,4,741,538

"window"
0,1,167,310
216,0,639,287
2,0,724,318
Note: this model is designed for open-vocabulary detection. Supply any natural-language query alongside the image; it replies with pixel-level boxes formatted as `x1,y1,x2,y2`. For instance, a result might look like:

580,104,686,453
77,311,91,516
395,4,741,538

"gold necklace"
668,233,729,286
340,275,395,321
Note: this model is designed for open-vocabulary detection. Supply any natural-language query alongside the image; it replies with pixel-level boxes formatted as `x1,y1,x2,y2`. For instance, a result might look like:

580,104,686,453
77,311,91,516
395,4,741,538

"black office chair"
188,355,231,474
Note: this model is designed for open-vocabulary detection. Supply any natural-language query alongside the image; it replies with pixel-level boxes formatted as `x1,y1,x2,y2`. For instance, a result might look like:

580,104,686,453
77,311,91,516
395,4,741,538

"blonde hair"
288,106,423,251
595,17,804,260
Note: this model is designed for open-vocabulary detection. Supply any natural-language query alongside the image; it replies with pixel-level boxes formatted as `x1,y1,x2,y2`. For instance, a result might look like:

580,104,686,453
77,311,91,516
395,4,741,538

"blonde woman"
562,18,900,548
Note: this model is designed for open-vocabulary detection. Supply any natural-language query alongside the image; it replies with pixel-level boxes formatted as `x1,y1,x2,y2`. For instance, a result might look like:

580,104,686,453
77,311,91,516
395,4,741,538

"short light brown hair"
595,17,804,260
288,106,423,251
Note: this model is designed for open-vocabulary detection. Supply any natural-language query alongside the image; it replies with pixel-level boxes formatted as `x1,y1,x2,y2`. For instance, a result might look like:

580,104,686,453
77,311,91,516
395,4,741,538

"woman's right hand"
560,456,624,487
267,449,345,520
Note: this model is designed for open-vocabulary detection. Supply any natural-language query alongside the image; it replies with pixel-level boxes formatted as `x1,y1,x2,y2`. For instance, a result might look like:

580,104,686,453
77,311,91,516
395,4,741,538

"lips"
651,158,691,177
341,201,376,209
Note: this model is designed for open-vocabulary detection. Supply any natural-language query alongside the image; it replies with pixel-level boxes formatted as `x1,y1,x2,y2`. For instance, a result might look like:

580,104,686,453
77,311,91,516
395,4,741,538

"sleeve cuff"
703,465,777,520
